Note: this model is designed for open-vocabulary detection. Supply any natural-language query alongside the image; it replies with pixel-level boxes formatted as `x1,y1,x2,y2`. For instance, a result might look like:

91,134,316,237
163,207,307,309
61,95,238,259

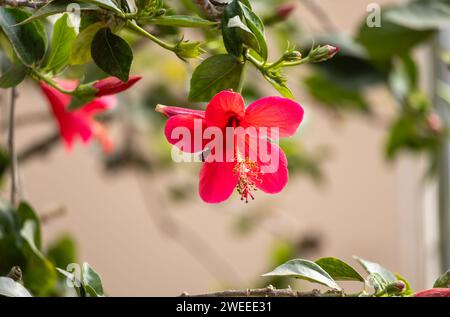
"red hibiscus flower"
156,90,304,204
415,288,450,297
40,76,141,153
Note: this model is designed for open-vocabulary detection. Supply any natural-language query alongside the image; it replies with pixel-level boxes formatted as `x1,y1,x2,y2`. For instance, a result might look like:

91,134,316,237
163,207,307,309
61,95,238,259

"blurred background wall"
4,0,440,296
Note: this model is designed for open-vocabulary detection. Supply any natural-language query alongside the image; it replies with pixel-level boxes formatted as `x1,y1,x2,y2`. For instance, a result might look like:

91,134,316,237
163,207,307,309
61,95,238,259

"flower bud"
309,45,339,63
427,113,444,134
93,76,142,97
415,288,450,297
283,50,302,62
276,3,296,21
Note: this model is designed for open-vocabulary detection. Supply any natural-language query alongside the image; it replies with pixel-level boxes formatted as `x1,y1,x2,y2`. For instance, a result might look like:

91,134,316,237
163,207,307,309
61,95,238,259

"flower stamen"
233,158,261,203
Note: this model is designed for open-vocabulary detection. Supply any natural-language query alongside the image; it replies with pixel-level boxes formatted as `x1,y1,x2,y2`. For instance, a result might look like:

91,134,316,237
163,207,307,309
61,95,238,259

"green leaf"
0,277,32,297
315,257,365,282
82,263,104,296
354,256,396,284
262,259,341,290
91,27,133,82
303,73,370,113
189,54,244,102
44,13,76,74
17,202,41,250
47,235,77,269
385,0,450,30
356,16,433,60
239,2,267,61
70,22,103,65
263,73,294,99
140,15,217,27
0,8,47,67
433,270,450,288
0,53,27,88
222,0,244,57
17,0,98,25
79,0,123,15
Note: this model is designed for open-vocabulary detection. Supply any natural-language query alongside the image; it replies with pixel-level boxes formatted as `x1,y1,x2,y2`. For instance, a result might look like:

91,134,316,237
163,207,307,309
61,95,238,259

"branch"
0,0,48,9
180,286,342,297
8,88,19,206
17,131,60,164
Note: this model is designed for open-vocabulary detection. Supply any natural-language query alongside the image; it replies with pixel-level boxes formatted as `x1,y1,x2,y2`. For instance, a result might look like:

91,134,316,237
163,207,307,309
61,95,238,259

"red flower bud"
276,3,296,20
93,75,142,97
415,288,450,297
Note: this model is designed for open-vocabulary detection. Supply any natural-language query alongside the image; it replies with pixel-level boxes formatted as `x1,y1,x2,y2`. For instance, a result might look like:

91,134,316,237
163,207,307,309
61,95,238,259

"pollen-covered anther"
233,158,261,203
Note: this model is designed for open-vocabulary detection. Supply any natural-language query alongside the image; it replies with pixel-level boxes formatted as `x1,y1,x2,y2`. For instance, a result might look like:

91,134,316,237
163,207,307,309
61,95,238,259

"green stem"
126,21,176,52
32,70,74,95
282,56,311,67
245,51,264,71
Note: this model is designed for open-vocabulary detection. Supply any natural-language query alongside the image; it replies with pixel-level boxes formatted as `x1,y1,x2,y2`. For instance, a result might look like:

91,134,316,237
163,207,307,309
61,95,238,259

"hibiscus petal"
156,104,205,118
199,161,238,203
241,96,304,138
205,91,245,128
238,136,288,194
164,115,207,153
80,95,117,116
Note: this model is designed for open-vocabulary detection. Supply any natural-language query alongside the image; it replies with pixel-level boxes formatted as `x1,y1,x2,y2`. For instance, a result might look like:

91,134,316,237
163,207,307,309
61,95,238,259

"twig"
300,0,339,34
17,130,60,163
0,0,48,9
8,87,19,206
180,286,338,297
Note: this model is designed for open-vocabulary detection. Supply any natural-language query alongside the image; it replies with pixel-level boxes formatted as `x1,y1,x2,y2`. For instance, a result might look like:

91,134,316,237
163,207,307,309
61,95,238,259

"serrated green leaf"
262,259,341,290
316,257,365,282
44,13,76,74
189,54,243,102
91,27,132,81
0,8,47,67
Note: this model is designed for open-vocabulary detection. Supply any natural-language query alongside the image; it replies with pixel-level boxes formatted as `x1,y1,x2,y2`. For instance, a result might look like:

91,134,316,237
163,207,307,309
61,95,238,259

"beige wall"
4,0,435,296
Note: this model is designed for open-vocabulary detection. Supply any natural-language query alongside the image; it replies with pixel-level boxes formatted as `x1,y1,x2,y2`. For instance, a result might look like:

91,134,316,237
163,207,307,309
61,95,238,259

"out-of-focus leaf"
0,8,47,67
70,22,103,65
316,257,365,282
303,73,370,114
0,277,32,297
44,13,76,74
91,27,133,81
356,17,433,60
189,54,243,102
386,0,450,30
17,0,98,25
17,202,41,250
433,270,450,288
0,53,26,88
0,148,9,183
47,235,77,269
262,259,342,290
